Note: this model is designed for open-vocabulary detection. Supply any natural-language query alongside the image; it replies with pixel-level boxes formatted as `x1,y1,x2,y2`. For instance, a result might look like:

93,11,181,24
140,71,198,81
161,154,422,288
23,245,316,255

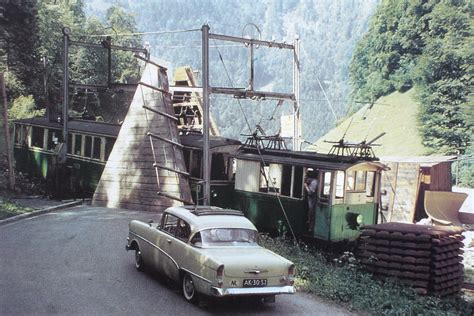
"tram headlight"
346,212,363,230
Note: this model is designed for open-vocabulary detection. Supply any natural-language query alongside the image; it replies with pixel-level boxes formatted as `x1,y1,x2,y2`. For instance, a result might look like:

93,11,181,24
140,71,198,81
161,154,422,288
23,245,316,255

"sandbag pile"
358,222,464,296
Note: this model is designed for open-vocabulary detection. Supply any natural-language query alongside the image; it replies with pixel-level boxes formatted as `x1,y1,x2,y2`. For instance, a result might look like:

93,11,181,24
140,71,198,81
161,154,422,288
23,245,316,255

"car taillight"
288,264,295,285
216,265,224,287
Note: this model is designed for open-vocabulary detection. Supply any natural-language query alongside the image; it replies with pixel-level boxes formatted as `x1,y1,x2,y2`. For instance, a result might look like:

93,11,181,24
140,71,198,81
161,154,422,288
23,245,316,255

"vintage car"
126,206,296,303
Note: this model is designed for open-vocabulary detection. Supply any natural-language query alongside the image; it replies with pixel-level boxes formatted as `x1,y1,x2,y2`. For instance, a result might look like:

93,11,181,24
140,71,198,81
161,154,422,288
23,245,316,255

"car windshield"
191,228,258,247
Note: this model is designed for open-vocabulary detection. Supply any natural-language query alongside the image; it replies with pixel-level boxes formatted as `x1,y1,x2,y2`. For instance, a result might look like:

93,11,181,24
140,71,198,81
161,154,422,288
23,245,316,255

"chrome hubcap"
135,251,141,266
184,276,194,298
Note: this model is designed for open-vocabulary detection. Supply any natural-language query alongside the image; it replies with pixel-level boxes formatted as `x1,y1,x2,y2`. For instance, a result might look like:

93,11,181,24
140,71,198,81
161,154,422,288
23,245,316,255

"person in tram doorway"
304,168,318,232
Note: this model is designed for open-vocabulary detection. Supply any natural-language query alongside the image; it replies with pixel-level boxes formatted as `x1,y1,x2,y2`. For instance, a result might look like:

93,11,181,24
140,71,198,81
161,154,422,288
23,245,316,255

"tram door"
313,171,332,239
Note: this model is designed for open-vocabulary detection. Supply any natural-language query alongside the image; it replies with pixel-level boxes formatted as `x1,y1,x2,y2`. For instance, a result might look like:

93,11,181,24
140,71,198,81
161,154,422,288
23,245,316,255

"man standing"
304,168,318,232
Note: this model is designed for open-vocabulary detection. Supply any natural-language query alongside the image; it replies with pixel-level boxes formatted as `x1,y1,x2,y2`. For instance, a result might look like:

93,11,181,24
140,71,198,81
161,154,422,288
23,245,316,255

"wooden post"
0,72,15,189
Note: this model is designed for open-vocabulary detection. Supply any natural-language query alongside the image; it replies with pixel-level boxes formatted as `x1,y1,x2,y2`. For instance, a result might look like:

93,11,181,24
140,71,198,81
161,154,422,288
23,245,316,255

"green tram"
13,117,119,197
13,118,386,242
12,118,241,202
231,145,387,241
179,133,241,208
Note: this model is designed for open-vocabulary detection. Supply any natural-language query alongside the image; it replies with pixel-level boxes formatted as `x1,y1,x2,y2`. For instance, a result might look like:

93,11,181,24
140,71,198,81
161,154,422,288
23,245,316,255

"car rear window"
192,228,258,247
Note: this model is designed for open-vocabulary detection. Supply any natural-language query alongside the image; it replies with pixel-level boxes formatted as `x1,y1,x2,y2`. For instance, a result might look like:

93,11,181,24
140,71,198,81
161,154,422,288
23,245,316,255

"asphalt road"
0,205,353,315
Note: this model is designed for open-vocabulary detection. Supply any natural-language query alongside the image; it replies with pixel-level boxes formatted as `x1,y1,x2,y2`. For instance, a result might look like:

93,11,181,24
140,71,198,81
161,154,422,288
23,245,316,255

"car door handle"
167,239,172,244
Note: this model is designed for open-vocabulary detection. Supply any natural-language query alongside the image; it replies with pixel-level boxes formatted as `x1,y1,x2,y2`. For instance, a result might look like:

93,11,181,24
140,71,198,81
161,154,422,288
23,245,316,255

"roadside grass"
0,199,34,220
261,235,474,315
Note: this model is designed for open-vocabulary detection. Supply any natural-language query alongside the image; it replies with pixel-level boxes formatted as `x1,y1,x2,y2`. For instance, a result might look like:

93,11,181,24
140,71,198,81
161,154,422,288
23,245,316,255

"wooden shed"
378,156,456,223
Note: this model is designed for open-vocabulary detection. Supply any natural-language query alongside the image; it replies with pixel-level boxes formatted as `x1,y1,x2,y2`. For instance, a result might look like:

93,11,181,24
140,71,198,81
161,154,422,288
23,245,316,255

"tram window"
346,171,366,192
281,165,292,196
105,137,115,161
14,125,22,144
211,153,227,180
335,171,345,198
280,165,303,198
355,171,366,191
93,137,101,160
74,134,82,155
293,166,303,198
84,136,92,157
346,171,355,191
321,172,332,199
68,134,73,154
268,164,282,193
260,165,270,192
366,171,375,197
235,159,259,192
15,125,28,146
31,126,44,148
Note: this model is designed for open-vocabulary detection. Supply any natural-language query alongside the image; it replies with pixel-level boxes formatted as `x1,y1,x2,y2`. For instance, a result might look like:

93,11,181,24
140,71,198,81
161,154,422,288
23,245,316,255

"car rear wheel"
182,273,198,303
134,249,144,271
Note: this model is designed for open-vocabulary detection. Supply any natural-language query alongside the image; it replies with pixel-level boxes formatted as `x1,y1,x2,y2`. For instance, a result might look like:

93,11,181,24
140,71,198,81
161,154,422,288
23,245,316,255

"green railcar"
13,117,119,197
13,118,386,242
179,133,242,207
231,146,387,242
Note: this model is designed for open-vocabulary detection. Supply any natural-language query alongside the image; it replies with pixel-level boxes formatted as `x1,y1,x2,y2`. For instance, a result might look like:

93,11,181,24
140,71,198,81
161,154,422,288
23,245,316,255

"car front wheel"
135,249,144,271
182,273,198,303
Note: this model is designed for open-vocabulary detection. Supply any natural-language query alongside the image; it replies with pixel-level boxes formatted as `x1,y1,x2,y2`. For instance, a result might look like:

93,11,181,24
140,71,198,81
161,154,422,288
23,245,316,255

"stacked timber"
358,222,464,296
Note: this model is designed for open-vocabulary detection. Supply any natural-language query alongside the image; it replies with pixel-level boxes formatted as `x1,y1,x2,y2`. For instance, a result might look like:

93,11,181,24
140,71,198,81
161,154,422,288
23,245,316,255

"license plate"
243,279,267,287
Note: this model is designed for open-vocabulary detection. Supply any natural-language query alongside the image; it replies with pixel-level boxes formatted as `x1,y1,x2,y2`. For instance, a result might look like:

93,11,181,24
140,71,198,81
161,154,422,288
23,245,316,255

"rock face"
92,61,192,212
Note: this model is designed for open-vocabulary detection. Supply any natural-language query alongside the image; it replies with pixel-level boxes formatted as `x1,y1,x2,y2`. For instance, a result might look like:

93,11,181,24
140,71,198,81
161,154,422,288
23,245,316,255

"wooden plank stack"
358,222,464,296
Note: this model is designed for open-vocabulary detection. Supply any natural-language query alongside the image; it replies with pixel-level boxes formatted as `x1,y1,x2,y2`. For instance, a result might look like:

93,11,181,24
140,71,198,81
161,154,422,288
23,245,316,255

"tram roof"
14,117,121,137
235,147,386,171
13,118,242,150
180,133,242,150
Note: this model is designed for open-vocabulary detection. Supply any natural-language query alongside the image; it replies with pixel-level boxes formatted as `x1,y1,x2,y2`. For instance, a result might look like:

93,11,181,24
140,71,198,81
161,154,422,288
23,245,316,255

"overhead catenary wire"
300,44,339,122
213,39,299,246
87,28,202,38
213,39,253,134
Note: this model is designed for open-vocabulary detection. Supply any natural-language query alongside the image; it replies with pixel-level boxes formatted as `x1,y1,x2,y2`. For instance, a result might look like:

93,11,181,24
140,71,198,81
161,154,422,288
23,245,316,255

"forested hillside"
85,0,379,143
350,0,472,157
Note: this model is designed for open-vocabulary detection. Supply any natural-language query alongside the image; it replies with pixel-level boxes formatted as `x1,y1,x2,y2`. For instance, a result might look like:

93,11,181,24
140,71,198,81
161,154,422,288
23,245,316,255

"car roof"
164,206,257,233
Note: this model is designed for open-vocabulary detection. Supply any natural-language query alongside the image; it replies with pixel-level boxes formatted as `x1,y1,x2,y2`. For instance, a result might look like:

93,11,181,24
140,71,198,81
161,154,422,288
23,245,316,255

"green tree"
36,1,143,121
0,0,41,102
415,0,472,155
8,95,46,120
350,0,472,158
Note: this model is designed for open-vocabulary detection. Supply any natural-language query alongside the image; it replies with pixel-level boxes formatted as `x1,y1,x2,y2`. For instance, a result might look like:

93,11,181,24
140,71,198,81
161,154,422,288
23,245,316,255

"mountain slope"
84,0,379,142
310,89,428,156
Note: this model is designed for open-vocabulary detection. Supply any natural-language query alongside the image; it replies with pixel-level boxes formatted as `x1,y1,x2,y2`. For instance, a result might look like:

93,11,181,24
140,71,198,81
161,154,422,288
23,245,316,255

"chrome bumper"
211,285,295,297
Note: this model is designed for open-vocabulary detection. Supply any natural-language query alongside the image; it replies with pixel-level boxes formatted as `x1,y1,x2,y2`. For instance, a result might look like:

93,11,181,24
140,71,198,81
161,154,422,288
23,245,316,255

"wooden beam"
142,105,178,122
147,132,183,148
138,81,171,95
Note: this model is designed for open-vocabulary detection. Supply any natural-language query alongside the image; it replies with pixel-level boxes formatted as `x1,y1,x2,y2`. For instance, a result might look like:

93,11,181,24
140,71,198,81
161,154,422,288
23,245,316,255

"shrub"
8,95,45,120
261,235,474,315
